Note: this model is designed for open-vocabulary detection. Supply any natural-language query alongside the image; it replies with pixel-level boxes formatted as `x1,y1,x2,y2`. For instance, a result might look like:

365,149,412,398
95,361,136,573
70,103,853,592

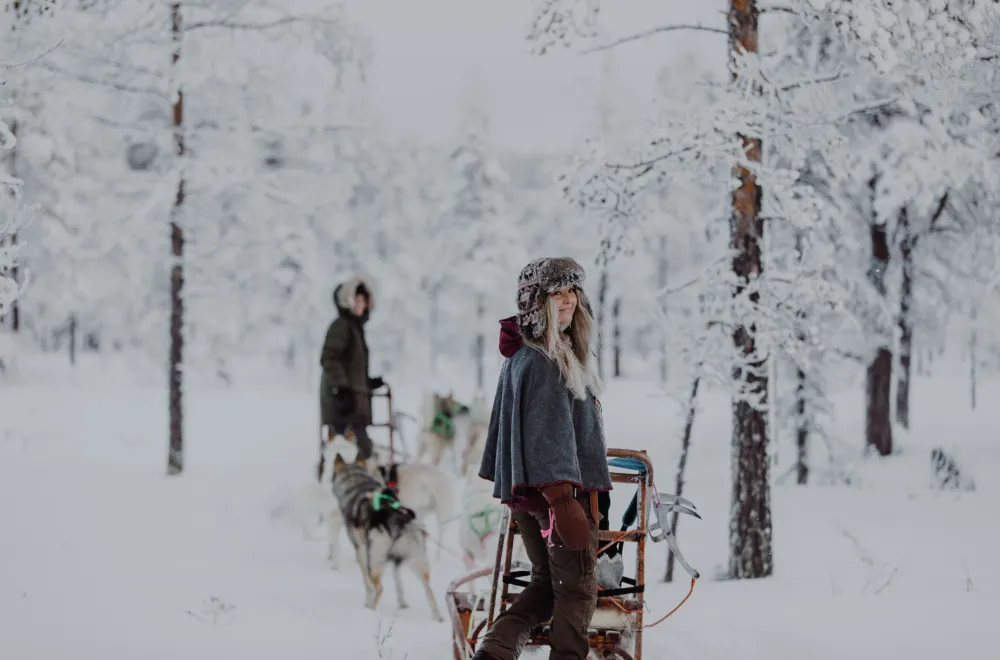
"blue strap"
607,457,648,473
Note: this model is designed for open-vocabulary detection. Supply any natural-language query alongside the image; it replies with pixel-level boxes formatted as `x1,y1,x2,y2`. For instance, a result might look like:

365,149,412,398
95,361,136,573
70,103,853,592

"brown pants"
478,494,599,660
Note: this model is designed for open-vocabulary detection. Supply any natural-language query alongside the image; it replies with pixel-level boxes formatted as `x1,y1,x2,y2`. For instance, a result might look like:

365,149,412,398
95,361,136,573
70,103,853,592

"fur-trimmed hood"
333,276,376,316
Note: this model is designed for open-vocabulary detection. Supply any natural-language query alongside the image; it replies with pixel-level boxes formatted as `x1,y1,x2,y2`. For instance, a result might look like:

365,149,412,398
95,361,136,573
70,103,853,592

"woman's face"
353,294,368,317
551,287,578,327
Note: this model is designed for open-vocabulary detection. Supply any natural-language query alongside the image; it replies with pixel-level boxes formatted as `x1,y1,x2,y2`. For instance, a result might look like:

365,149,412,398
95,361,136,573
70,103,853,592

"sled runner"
446,448,701,660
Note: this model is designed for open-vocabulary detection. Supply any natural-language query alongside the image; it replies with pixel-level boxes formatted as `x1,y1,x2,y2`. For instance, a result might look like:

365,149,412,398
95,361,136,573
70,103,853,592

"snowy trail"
1,372,996,659
0,383,452,658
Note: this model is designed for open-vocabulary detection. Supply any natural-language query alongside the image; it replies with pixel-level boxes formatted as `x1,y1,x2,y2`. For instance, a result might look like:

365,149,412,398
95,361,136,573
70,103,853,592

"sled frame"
370,384,400,463
447,448,654,660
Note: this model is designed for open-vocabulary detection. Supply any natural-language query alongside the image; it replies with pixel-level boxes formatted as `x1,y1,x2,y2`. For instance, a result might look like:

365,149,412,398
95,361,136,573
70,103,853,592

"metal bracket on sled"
647,491,702,579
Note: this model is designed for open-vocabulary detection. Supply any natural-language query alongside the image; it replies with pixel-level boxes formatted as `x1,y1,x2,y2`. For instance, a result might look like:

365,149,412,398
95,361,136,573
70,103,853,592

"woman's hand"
541,483,591,550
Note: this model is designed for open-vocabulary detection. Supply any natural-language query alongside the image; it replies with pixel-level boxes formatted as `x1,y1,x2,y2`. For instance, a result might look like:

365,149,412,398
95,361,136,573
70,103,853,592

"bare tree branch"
1,38,64,70
779,69,844,92
928,191,951,231
760,4,799,15
910,191,951,249
186,16,330,32
581,24,726,55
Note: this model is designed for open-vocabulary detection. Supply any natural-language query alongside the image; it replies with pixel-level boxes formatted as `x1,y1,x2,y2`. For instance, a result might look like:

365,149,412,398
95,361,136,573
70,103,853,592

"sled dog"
327,451,444,621
416,391,489,472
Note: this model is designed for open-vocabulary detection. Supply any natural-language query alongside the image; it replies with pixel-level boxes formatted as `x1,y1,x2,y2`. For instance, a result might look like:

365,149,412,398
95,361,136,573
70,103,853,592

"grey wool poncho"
479,345,613,506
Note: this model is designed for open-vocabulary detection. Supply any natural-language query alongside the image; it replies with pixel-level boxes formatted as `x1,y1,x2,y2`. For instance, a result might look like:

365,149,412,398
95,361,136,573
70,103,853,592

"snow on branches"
526,0,600,55
546,0,1000,411
821,0,977,72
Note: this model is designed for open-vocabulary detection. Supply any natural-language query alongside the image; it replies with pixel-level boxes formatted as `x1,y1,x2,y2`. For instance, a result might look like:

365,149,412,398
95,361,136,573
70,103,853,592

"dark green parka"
319,277,374,428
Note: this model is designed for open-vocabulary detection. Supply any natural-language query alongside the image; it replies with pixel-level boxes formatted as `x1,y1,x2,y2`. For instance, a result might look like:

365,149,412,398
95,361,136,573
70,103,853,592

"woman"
475,257,612,660
317,276,384,480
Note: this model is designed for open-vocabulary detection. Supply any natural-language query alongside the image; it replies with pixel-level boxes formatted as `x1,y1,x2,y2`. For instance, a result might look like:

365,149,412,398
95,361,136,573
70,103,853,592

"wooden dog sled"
446,448,701,660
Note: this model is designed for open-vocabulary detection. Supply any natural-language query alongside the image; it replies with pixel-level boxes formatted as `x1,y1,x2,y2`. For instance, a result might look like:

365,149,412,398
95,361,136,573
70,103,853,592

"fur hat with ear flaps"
516,257,591,341
333,276,376,314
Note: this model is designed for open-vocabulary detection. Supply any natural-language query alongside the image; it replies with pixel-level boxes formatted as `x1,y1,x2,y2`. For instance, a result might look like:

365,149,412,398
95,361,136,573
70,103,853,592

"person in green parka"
317,276,384,480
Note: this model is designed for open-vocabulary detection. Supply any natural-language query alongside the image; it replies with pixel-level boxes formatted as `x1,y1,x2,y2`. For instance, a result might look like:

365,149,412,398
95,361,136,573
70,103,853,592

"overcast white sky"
349,0,726,153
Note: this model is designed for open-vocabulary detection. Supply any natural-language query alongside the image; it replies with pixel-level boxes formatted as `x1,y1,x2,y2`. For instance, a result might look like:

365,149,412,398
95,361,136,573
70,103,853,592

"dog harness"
429,411,455,439
467,504,503,540
372,489,403,512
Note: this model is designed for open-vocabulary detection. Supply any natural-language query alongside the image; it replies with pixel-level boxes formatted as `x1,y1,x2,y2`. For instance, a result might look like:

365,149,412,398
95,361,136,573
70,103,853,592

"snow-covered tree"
523,0,1000,579
0,117,29,320
439,97,522,388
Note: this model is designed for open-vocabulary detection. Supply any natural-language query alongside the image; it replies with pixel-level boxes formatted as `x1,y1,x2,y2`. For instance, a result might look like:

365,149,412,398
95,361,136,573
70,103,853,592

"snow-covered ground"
1,354,995,659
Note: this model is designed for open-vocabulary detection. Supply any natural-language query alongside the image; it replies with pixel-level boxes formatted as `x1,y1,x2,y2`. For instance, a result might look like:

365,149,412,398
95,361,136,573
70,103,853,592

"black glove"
332,388,356,417
368,376,385,391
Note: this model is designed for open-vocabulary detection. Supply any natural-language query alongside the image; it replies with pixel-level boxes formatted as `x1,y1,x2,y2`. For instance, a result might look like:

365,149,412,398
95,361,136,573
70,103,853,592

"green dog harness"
468,505,503,540
372,491,403,512
429,411,455,439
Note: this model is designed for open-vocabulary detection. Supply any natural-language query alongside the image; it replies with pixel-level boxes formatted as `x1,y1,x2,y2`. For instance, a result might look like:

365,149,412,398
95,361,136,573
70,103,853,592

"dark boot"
478,497,600,660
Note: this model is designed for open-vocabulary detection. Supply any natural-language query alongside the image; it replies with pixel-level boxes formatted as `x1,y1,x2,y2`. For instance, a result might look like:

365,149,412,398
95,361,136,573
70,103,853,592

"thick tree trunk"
612,296,621,378
4,120,19,332
728,0,772,580
167,2,186,476
665,375,700,583
793,232,808,485
866,216,892,457
895,207,913,430
795,366,808,485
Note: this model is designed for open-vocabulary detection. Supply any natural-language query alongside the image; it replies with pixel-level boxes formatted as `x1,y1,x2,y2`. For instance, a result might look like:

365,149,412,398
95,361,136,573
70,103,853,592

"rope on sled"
605,576,697,629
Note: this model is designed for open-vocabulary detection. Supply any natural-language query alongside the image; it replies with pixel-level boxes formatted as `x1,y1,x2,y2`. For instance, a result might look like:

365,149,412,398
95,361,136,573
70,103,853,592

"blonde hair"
526,291,602,400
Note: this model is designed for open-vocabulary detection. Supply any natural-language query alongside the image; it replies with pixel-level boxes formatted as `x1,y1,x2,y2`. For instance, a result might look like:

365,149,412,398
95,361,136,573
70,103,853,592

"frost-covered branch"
581,24,727,55
186,16,336,32
526,0,601,55
0,37,64,70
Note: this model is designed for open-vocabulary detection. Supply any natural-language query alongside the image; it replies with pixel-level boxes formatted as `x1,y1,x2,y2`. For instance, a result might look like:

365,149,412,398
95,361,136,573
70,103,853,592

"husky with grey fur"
321,431,455,567
327,451,443,621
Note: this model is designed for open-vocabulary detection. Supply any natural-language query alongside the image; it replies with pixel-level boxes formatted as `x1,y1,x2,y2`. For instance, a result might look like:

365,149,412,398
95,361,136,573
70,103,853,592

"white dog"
374,460,455,561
